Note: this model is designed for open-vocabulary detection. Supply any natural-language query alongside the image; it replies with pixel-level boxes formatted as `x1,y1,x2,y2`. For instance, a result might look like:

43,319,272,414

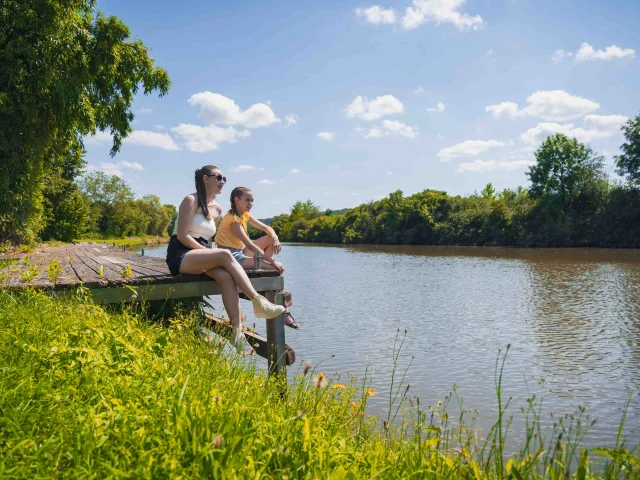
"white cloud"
290,168,300,174
457,159,535,172
402,0,484,31
259,179,274,185
285,113,299,126
172,124,250,152
414,86,425,93
138,107,153,114
485,90,600,122
427,101,446,113
520,114,628,145
345,94,404,121
187,92,280,128
120,161,144,171
387,171,394,176
317,131,335,142
575,42,635,61
84,131,112,145
231,164,256,173
89,161,145,178
355,5,397,24
358,121,418,139
552,49,573,63
485,101,520,119
124,130,181,151
84,130,180,151
381,120,418,138
154,124,167,130
438,139,506,161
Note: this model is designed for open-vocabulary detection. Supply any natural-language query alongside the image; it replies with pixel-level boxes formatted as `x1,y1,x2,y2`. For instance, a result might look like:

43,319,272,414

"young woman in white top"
165,165,284,346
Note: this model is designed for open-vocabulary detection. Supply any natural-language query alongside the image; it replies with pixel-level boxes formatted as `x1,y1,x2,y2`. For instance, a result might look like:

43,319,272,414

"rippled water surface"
138,243,640,446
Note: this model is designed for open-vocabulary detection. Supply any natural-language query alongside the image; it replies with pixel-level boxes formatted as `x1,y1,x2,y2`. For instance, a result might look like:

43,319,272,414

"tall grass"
0,290,638,478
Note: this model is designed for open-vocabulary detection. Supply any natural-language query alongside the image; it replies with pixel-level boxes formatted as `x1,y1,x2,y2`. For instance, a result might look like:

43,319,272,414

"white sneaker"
251,295,286,319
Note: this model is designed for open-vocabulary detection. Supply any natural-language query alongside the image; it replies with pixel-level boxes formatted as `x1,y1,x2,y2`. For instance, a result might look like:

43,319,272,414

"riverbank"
0,290,637,477
79,235,169,247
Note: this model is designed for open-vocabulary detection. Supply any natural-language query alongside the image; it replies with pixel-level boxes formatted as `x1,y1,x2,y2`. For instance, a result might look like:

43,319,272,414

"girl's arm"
248,214,281,254
176,195,208,250
230,222,264,256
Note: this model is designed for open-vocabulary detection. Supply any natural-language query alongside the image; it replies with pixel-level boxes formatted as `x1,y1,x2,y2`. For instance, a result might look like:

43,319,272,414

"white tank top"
174,213,217,247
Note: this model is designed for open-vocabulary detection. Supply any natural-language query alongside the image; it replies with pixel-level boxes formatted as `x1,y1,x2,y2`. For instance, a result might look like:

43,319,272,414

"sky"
84,0,640,218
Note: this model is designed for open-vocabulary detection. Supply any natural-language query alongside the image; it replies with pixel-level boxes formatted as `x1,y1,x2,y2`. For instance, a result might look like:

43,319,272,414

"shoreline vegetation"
0,290,637,477
267,133,640,249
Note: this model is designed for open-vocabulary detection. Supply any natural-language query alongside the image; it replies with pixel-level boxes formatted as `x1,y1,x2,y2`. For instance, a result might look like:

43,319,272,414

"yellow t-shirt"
215,212,249,249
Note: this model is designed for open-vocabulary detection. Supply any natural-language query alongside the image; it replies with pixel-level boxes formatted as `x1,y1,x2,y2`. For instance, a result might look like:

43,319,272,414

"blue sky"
85,0,640,218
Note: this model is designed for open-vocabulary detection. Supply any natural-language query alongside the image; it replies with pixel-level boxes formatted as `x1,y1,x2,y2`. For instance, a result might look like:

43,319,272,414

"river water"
136,243,640,447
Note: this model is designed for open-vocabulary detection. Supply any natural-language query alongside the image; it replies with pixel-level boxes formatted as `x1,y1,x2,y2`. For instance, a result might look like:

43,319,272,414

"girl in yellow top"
216,187,299,329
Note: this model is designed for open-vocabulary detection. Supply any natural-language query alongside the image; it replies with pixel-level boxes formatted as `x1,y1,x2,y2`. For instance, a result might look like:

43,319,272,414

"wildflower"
364,387,376,397
312,372,328,389
205,336,212,344
333,383,346,391
383,420,389,430
213,435,223,449
217,339,225,348
350,401,360,409
210,349,218,356
303,362,312,376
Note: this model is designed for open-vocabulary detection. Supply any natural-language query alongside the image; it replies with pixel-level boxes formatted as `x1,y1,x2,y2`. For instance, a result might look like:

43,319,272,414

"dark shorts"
166,235,209,275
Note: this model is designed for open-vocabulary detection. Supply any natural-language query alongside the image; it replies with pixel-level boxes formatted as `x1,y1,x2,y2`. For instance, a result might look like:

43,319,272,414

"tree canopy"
0,0,170,243
615,114,640,186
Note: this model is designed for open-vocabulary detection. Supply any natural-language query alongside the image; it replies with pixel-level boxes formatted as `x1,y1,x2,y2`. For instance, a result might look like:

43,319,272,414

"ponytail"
194,165,219,220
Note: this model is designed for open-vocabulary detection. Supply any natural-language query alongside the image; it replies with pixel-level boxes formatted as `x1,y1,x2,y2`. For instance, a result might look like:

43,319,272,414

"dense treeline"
40,171,176,241
271,120,640,248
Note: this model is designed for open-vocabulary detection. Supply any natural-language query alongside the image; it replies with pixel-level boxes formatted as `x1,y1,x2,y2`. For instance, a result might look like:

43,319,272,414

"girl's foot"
232,326,244,348
284,311,300,329
251,294,286,319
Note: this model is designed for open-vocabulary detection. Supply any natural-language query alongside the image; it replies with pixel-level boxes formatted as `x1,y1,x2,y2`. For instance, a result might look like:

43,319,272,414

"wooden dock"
0,243,293,373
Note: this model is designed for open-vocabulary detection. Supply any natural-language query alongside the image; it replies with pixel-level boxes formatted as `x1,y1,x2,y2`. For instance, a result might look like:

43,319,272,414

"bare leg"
242,236,284,273
180,248,259,299
206,267,241,329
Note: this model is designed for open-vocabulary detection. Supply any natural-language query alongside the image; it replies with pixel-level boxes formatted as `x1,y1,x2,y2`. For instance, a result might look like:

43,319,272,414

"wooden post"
112,242,116,247
141,248,145,257
123,245,126,252
265,291,286,375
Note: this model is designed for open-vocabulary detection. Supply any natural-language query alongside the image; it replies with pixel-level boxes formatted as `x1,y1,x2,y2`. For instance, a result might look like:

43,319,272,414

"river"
135,243,640,447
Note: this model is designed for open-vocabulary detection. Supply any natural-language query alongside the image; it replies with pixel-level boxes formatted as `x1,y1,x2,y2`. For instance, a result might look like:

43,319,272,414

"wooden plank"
73,250,127,286
78,247,167,279
86,275,285,304
203,314,295,366
67,254,108,288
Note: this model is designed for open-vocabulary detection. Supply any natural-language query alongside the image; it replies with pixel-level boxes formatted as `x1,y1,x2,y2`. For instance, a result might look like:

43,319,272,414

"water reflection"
136,243,640,446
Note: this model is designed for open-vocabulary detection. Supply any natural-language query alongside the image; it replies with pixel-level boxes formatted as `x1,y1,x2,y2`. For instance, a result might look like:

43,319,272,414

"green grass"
0,291,637,478
78,235,169,247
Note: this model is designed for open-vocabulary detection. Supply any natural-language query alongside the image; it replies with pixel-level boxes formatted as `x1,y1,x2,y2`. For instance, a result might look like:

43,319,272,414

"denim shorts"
218,246,249,264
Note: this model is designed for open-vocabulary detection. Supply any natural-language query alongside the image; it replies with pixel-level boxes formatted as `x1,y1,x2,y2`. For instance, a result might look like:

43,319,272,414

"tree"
290,200,322,222
481,182,496,200
615,114,640,186
527,134,601,210
79,172,135,234
0,0,170,243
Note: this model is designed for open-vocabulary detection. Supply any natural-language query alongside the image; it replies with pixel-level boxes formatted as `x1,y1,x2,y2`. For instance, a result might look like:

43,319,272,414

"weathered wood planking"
0,243,280,292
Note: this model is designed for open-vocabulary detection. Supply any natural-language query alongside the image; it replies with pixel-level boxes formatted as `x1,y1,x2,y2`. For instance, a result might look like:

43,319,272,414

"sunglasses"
206,174,226,183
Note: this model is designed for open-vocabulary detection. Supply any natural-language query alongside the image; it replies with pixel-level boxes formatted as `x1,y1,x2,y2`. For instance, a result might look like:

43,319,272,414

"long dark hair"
229,186,252,217
195,165,218,220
